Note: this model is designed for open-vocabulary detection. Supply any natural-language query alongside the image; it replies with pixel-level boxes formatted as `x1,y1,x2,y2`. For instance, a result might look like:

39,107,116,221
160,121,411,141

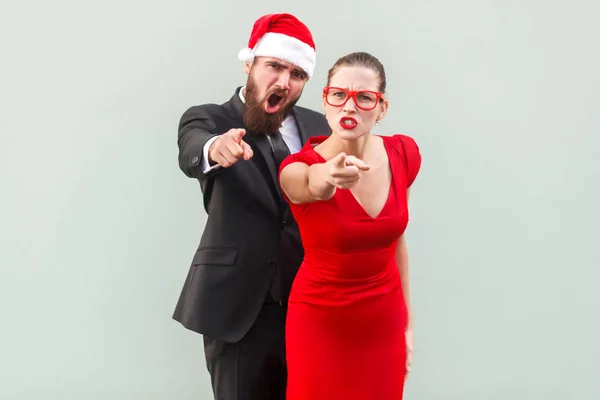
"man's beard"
243,78,299,135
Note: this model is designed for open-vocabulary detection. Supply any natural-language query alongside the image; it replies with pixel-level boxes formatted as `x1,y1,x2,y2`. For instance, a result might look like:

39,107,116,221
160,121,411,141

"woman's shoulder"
380,133,422,187
381,133,419,150
279,136,327,173
302,135,329,153
380,133,420,157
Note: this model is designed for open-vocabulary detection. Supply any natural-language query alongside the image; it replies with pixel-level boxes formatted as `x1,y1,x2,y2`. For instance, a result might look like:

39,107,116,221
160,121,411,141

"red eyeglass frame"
322,86,385,110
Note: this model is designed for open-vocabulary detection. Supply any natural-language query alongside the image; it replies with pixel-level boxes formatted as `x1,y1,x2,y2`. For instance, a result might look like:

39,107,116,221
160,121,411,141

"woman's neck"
327,132,372,160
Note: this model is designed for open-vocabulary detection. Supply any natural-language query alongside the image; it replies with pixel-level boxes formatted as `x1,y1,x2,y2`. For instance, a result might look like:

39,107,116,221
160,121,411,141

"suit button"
191,156,199,164
281,220,289,230
268,260,276,267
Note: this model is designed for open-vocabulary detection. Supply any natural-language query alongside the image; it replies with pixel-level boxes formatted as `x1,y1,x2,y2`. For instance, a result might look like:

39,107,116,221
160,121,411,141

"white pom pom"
237,48,254,62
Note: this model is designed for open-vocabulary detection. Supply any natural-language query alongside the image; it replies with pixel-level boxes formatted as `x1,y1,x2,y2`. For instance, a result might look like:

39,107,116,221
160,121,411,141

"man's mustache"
263,88,289,102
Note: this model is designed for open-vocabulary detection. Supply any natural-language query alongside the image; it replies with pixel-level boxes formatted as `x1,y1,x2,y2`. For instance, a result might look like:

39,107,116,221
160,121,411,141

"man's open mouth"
265,93,284,113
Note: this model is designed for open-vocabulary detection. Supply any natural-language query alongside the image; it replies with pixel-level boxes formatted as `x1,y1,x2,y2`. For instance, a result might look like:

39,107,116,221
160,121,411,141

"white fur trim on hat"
237,47,255,62
237,32,316,78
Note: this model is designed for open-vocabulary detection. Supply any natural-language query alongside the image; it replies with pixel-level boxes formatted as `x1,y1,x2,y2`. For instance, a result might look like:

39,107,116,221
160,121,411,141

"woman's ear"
377,98,389,122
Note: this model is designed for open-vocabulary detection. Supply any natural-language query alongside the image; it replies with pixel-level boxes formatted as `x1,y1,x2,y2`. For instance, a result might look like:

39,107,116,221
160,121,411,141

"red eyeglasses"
322,87,385,110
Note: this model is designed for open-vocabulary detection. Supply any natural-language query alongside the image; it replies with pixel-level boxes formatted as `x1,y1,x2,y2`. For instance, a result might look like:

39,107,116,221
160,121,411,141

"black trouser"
203,297,287,400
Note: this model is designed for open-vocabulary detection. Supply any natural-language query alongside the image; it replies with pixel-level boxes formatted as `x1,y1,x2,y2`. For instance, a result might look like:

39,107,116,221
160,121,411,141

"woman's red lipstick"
339,117,358,130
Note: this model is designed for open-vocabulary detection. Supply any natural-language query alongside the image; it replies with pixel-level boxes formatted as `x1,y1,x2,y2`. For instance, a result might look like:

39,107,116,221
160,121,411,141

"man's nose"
275,72,291,90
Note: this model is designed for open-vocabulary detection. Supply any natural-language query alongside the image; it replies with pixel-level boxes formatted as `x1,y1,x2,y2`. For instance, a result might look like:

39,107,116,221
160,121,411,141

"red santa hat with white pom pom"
237,13,316,79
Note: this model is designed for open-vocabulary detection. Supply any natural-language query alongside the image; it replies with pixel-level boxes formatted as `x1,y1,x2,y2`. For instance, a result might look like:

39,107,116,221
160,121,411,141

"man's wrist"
202,135,221,172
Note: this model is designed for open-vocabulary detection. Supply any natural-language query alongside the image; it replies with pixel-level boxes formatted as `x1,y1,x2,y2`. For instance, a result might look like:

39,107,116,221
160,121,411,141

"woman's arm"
280,162,337,204
396,188,413,326
396,232,412,328
397,188,414,376
280,152,369,204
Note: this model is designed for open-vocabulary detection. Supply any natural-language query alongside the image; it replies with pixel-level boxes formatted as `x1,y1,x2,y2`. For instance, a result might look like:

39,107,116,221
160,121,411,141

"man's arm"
178,105,253,180
177,106,221,179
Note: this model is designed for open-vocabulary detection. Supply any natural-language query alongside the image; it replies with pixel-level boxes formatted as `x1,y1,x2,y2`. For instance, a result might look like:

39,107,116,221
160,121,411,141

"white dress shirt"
201,87,302,173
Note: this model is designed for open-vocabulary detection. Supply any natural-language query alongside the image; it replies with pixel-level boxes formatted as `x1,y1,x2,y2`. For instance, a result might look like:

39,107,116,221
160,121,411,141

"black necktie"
270,131,290,169
268,131,290,302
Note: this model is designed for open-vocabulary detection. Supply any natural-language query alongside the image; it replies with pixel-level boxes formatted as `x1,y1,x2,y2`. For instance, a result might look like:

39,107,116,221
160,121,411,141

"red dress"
279,134,422,400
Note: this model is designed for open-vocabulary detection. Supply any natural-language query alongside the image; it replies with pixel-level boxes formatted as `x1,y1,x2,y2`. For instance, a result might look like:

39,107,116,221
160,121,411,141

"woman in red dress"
279,52,422,399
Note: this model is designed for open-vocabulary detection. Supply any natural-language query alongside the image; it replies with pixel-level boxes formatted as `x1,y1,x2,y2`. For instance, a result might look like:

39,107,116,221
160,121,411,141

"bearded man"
172,13,330,400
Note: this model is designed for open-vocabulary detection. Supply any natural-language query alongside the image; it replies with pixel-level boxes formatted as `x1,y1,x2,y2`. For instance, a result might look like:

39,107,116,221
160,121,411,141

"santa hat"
238,13,316,78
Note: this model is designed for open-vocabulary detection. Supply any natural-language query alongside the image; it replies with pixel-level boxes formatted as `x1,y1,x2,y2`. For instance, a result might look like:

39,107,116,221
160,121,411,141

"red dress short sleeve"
278,137,326,205
391,134,422,188
279,150,315,174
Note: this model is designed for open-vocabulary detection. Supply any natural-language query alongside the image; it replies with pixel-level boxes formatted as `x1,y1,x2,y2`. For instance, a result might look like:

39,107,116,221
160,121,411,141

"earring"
375,120,380,126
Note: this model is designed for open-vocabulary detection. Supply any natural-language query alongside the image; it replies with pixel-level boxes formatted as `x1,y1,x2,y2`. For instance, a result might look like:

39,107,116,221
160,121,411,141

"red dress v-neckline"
309,135,396,220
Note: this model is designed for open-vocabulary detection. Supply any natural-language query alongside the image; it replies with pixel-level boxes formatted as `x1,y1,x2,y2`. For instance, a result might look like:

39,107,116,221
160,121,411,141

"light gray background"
2,0,599,399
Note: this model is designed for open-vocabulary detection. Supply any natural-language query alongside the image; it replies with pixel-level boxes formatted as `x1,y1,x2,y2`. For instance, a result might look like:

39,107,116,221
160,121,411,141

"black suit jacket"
173,87,331,342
